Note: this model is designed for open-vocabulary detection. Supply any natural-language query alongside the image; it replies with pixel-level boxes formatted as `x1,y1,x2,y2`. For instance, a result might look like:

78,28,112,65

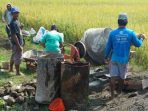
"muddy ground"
10,69,148,111
0,38,148,111
89,68,148,111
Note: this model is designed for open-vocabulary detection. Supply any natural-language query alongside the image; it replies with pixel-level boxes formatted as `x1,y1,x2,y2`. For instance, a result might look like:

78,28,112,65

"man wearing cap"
2,3,13,39
40,24,64,54
105,13,146,99
9,7,24,75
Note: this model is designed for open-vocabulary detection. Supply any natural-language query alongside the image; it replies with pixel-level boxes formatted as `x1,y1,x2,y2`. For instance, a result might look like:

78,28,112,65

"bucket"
2,62,9,69
49,98,65,111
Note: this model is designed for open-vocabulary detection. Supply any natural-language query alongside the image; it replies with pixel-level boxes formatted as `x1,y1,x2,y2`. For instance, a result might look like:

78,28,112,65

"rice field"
0,0,148,68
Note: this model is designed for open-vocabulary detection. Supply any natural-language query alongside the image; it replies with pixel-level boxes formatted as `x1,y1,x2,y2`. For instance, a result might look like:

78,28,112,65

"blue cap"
11,7,20,13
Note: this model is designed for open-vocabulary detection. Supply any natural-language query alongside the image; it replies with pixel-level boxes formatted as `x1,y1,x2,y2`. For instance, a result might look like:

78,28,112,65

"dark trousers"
6,25,11,38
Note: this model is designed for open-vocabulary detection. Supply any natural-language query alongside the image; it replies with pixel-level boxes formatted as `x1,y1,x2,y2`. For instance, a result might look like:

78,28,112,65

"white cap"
7,3,11,6
118,13,128,20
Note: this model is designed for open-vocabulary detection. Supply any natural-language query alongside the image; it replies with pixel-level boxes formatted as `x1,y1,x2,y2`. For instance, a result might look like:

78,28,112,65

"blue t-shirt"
10,19,23,46
105,27,143,64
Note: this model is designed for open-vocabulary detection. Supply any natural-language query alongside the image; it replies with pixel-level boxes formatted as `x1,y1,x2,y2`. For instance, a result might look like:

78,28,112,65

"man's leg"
118,63,128,93
9,50,14,72
9,59,14,72
15,64,20,75
110,77,117,99
14,58,22,75
118,78,124,94
14,48,23,75
109,62,119,99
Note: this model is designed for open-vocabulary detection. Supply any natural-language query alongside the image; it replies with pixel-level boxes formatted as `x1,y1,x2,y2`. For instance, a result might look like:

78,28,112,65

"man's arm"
131,32,143,47
2,10,6,23
59,34,64,54
40,34,47,48
11,34,22,51
60,42,64,54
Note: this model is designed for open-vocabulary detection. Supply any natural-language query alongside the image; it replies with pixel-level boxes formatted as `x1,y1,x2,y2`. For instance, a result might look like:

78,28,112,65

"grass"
0,0,148,68
0,21,38,87
0,21,70,88
0,21,40,111
0,0,147,85
1,0,148,41
0,21,71,89
0,0,147,88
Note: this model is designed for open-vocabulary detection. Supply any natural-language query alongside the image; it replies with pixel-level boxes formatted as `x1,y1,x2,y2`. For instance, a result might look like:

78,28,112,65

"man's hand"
104,59,109,64
61,47,65,54
137,34,147,40
2,20,6,24
17,46,23,52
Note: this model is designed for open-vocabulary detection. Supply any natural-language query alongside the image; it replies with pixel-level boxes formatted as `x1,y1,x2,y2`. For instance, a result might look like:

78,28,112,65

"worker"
40,24,64,54
9,7,24,75
2,3,13,43
105,13,146,99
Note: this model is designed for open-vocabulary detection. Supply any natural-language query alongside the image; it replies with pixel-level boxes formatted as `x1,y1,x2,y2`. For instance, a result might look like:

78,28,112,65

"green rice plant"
0,0,148,68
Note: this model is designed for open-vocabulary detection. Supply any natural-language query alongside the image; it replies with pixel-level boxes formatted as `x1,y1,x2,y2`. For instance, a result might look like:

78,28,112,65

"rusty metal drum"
61,62,89,111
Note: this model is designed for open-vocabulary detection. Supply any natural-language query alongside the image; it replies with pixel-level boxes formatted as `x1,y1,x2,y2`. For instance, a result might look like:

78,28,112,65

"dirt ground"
1,36,148,111
89,68,148,111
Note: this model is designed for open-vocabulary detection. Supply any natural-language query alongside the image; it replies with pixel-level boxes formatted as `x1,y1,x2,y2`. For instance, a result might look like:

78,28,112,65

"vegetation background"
0,0,148,72
0,0,148,110
1,0,147,68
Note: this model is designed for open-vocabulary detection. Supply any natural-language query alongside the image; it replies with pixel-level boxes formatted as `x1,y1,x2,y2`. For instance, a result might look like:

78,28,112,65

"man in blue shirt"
9,7,24,75
105,13,146,99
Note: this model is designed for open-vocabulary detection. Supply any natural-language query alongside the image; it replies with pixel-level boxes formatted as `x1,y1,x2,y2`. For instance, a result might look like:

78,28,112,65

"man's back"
41,30,63,53
106,27,142,64
105,13,146,99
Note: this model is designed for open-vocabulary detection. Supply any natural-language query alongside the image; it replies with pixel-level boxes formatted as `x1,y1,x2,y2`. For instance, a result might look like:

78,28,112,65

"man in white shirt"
2,3,13,39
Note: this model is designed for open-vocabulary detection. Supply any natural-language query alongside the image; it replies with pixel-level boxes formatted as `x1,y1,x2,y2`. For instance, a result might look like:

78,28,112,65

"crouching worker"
105,13,146,99
9,7,24,75
40,24,64,54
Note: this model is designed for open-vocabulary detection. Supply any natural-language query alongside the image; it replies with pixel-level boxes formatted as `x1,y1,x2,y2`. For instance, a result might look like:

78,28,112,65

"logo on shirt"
119,31,124,34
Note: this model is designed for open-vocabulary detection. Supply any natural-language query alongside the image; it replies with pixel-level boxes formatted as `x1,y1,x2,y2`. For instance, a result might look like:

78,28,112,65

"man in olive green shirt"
40,25,64,54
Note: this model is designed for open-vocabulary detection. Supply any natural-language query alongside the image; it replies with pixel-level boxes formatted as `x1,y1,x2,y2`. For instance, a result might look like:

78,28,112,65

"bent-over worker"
40,24,64,54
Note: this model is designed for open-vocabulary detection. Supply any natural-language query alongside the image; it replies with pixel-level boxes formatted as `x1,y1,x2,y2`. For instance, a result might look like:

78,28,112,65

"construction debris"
0,80,36,107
